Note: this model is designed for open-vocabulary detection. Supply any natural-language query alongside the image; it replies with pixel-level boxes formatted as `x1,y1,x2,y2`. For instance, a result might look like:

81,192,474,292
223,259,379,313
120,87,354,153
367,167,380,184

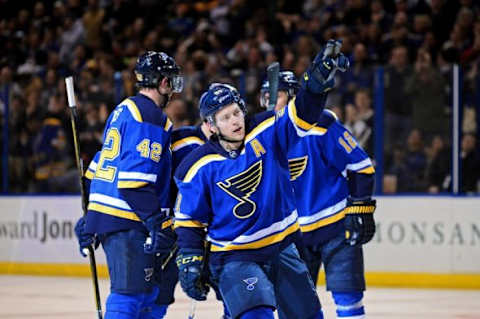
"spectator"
461,133,480,193
405,48,449,141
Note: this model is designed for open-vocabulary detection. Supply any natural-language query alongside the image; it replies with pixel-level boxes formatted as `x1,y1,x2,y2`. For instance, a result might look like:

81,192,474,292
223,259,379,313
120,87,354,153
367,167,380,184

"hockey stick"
266,62,280,111
65,76,103,319
188,240,212,319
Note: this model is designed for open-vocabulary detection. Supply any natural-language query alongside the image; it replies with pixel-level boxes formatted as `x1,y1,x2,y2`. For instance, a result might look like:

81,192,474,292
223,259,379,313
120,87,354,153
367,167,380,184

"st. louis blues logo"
288,156,308,181
243,277,258,291
217,160,263,219
144,267,154,282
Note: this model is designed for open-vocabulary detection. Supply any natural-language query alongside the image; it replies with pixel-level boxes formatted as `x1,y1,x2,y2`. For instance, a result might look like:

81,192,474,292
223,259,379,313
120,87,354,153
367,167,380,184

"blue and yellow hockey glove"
344,198,376,246
74,216,99,257
176,248,209,301
143,214,176,255
302,39,350,94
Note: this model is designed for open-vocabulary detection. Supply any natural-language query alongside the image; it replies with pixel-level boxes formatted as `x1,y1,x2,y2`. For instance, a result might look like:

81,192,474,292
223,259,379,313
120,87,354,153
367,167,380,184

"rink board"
0,196,479,288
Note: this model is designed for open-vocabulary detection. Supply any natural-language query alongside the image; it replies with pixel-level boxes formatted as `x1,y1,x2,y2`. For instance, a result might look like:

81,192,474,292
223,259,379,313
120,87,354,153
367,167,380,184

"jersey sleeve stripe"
117,181,149,188
89,193,133,210
171,137,205,152
299,210,345,232
357,166,375,174
298,198,347,231
123,99,143,123
118,171,157,183
183,154,225,182
345,158,374,172
245,116,275,143
164,118,173,131
85,170,95,180
88,161,98,171
174,220,206,228
287,98,327,136
87,202,141,222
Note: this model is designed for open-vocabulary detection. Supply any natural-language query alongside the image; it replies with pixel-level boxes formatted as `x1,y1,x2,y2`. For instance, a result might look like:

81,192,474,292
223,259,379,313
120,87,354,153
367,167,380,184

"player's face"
213,103,245,141
263,91,289,111
275,91,289,111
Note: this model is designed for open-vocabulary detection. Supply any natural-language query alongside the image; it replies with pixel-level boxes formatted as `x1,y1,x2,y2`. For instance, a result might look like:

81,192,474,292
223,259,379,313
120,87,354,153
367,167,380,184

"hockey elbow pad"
344,198,376,246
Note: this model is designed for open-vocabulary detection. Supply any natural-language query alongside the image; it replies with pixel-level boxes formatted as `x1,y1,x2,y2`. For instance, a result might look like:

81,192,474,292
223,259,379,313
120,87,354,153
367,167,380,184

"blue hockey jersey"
288,109,375,245
86,94,173,234
174,89,327,264
171,125,208,171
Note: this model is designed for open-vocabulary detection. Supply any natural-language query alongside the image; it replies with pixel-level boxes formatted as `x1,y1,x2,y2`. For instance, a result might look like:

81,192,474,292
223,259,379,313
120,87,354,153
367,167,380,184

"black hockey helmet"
134,51,183,93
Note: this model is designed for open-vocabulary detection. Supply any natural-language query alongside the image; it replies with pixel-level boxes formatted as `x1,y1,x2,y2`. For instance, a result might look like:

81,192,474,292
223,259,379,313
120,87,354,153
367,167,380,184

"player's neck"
139,89,165,107
219,139,242,152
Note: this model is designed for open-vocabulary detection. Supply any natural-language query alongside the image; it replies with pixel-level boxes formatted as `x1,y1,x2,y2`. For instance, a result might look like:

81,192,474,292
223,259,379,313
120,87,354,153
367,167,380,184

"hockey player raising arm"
173,40,348,319
260,69,376,318
73,51,182,319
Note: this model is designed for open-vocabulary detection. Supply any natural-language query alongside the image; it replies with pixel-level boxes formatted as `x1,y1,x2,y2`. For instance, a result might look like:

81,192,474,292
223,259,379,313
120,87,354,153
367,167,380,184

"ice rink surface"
1,275,480,318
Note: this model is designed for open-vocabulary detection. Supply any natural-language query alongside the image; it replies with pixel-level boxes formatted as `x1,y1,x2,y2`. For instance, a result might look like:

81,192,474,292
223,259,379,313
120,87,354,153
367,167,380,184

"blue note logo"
243,277,258,291
144,267,154,282
217,160,263,219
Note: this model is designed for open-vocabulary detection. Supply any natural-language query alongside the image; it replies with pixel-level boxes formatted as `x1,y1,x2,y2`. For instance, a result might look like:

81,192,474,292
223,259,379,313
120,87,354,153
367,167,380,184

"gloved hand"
74,216,99,257
302,39,350,94
143,214,176,255
176,248,209,301
344,198,376,246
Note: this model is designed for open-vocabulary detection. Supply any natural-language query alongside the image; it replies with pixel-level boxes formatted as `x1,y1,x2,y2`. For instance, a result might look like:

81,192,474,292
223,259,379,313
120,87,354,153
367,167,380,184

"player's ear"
158,77,170,92
205,120,218,135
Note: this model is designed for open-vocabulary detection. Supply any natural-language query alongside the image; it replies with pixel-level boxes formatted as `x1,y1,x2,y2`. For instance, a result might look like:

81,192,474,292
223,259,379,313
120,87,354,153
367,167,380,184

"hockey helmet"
134,51,183,93
260,71,300,108
199,83,246,122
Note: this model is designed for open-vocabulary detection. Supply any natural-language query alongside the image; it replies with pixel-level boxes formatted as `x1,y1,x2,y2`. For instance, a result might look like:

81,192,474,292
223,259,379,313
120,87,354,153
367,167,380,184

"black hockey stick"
65,76,103,319
267,62,280,111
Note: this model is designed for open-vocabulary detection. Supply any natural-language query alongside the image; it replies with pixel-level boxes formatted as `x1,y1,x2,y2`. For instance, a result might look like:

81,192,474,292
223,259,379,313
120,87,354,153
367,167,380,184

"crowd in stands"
0,0,479,194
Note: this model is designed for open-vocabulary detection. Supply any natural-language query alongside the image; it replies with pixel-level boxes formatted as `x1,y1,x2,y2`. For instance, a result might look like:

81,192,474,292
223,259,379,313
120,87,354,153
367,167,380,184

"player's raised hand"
302,39,349,94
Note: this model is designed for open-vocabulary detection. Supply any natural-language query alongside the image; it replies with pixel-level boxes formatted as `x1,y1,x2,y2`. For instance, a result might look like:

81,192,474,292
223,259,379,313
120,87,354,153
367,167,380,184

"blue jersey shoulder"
126,94,171,129
317,109,338,129
174,142,218,180
172,125,206,143
246,110,275,133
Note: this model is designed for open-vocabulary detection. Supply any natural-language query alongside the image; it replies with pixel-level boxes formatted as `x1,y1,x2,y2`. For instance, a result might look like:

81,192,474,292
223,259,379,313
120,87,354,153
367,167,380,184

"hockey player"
74,51,182,319
173,40,349,319
260,69,376,319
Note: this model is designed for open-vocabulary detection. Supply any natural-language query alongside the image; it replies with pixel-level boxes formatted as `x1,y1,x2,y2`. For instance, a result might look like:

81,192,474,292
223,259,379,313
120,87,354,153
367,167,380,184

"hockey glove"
302,39,350,94
176,248,209,301
344,198,376,246
74,216,99,257
143,214,176,256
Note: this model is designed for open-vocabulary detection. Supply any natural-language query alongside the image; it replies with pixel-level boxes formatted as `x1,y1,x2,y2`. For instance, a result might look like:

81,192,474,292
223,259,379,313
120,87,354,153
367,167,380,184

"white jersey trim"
208,209,298,246
298,198,347,226
89,193,133,210
118,171,157,182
